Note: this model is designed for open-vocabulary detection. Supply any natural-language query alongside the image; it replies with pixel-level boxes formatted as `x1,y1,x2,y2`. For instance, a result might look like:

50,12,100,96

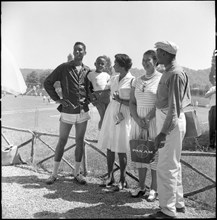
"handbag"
114,103,124,125
130,129,156,164
1,145,25,166
184,109,202,138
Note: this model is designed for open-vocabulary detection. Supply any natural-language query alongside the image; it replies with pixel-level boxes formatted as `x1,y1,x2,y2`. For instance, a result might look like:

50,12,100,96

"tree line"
23,50,216,96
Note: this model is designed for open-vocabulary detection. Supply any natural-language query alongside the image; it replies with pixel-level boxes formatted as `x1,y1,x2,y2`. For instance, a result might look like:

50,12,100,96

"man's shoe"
46,175,57,185
147,189,158,202
74,174,86,185
176,207,185,213
130,188,146,198
148,211,176,219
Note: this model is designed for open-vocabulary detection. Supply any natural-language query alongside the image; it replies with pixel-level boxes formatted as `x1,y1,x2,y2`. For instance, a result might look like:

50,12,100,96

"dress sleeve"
132,77,137,87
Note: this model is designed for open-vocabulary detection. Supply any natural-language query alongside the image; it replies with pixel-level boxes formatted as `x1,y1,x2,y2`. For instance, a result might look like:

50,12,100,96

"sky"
1,1,215,71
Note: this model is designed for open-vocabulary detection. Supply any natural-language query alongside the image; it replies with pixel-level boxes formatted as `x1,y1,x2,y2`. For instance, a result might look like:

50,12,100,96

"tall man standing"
205,77,216,149
149,41,191,219
44,42,91,185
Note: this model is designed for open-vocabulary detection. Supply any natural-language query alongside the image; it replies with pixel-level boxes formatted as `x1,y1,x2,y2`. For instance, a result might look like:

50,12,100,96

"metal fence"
2,125,216,198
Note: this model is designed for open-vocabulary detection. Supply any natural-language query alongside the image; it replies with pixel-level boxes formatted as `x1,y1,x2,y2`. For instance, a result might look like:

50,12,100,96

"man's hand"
154,132,166,150
56,99,75,108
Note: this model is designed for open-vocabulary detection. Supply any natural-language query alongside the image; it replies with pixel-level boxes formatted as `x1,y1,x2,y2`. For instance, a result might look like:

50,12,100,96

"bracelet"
146,118,150,123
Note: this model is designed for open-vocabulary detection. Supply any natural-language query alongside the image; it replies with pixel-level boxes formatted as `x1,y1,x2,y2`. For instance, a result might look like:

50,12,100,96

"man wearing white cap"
148,41,191,218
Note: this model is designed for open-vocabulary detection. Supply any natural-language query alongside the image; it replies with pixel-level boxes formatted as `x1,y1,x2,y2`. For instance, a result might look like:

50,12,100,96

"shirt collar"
165,60,177,72
68,60,84,68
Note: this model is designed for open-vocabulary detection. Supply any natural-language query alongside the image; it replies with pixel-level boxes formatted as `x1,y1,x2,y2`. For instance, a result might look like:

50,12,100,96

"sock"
52,161,60,177
74,161,81,176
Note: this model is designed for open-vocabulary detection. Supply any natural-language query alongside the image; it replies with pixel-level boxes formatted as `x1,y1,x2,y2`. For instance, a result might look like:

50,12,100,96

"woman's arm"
129,87,139,120
205,87,216,98
113,92,130,106
129,87,147,129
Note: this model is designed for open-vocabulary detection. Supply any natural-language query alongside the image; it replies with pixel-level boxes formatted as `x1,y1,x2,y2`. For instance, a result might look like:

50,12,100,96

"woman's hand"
135,117,149,129
144,117,150,128
112,91,121,102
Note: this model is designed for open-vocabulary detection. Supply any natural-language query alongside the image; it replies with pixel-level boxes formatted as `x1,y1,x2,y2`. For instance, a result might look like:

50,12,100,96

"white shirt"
205,86,216,107
87,71,110,91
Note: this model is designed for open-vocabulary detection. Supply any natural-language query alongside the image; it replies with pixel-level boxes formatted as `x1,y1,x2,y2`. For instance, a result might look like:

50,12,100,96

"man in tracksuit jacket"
44,42,91,185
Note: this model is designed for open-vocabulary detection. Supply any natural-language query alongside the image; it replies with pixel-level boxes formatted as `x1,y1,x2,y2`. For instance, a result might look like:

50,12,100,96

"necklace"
140,72,155,92
144,72,156,80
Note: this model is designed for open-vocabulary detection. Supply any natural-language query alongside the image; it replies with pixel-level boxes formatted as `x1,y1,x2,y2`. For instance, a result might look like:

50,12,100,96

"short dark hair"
96,56,107,62
144,50,158,63
115,54,132,72
74,42,86,51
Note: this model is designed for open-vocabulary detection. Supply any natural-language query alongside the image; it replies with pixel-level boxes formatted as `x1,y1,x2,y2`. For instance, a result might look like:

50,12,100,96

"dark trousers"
208,105,216,148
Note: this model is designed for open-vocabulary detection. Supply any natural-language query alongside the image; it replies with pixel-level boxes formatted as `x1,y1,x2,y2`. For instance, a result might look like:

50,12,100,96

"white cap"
155,41,179,55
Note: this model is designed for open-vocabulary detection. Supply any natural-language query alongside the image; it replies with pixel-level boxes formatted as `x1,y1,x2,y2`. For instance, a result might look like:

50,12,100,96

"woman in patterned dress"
129,50,162,201
97,54,135,191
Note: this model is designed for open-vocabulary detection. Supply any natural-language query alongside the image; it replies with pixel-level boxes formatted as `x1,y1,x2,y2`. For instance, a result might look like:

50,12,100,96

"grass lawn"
191,95,210,107
1,94,216,212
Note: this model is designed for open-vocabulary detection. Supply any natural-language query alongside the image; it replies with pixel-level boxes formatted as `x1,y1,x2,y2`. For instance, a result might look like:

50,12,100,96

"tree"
26,71,39,85
39,71,52,88
67,53,73,62
209,49,216,85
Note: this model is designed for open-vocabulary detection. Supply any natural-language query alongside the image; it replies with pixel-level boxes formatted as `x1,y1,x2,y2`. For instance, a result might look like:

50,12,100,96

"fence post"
30,133,35,163
2,132,11,145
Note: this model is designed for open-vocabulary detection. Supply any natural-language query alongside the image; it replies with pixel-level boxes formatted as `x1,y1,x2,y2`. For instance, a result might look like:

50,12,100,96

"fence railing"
2,125,216,198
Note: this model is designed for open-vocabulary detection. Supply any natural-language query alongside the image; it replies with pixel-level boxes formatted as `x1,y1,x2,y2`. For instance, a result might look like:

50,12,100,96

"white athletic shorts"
60,111,91,124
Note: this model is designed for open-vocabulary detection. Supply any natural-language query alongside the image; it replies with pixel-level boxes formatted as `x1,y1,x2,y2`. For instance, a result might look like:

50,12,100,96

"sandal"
112,181,128,192
130,188,146,198
45,175,57,185
99,176,115,188
74,174,86,185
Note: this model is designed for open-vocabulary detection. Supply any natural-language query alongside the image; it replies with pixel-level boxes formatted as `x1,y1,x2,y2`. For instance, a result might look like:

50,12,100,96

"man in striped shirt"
149,41,191,219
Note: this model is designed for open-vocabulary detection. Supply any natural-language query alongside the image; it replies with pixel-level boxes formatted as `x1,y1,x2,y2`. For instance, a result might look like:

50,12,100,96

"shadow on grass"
33,205,158,219
2,164,216,218
2,169,159,218
183,130,216,152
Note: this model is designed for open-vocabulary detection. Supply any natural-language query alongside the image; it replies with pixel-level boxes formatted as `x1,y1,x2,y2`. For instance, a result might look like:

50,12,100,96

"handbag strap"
139,128,150,140
118,102,122,112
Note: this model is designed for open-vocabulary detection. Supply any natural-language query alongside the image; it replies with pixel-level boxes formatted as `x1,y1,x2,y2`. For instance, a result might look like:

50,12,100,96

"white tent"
1,43,27,96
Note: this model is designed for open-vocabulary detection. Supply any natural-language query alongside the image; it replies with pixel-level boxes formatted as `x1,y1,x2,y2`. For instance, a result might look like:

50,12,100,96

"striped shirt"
130,71,162,170
156,61,191,135
133,72,162,108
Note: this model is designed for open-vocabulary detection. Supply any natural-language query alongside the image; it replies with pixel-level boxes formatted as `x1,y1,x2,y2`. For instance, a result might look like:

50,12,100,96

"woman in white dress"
98,54,135,191
129,50,162,201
